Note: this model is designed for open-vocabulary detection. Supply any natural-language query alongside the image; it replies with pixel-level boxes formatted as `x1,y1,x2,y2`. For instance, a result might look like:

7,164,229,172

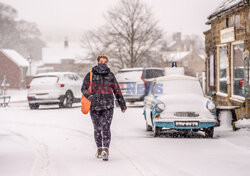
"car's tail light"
141,72,146,87
56,77,65,87
155,114,160,118
239,79,244,86
27,85,30,89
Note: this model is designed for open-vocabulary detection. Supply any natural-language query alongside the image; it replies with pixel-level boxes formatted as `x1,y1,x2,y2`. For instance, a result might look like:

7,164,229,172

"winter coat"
81,65,127,111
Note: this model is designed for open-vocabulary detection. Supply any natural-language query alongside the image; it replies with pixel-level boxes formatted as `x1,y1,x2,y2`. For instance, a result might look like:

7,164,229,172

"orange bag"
81,71,93,114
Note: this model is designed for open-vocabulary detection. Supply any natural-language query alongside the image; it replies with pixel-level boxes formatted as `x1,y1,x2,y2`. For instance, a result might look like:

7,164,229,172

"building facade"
0,49,29,89
162,51,205,77
204,0,249,119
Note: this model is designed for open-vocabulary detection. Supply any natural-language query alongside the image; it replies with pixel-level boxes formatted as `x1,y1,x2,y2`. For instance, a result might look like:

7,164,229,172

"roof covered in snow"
207,0,246,20
0,49,29,67
162,51,191,62
167,41,177,48
42,43,86,64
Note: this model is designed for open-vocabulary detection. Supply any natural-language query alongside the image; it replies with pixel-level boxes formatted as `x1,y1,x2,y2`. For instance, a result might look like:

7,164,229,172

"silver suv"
116,68,164,103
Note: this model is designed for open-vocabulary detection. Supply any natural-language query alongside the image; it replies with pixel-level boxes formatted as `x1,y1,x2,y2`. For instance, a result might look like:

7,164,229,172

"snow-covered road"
0,102,250,176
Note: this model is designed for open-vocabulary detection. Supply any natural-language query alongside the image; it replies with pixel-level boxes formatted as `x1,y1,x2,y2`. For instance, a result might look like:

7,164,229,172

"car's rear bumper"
154,118,216,129
27,95,64,105
122,94,144,102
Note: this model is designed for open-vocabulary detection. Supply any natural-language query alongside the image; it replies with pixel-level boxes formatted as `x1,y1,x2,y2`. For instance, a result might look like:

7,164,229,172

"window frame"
209,53,215,87
216,44,229,97
231,40,245,101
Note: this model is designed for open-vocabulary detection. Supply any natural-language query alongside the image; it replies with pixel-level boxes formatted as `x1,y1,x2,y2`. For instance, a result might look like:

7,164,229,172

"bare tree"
0,2,45,60
82,0,163,69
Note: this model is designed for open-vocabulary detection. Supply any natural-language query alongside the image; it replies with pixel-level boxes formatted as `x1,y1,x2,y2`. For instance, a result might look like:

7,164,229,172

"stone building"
162,51,205,77
204,0,249,119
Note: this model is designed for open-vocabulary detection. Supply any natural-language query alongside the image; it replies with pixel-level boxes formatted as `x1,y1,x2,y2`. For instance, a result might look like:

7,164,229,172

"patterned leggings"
90,108,114,148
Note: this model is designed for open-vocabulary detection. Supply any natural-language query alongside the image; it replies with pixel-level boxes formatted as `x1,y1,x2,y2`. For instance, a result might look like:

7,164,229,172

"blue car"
143,75,217,138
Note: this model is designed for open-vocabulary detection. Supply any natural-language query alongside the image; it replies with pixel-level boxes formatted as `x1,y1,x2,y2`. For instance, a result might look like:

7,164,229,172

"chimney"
173,32,181,42
64,37,69,49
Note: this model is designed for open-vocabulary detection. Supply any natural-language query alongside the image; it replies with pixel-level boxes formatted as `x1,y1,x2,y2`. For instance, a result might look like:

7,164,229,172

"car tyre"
60,91,73,108
146,123,152,131
153,126,162,137
29,103,39,110
205,127,214,138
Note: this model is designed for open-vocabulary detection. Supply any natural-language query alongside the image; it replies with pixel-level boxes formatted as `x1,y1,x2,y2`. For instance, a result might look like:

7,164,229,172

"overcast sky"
0,0,221,42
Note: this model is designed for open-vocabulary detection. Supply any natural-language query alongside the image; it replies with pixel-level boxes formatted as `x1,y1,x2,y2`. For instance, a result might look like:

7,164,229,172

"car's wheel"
60,91,73,108
153,126,162,137
205,127,214,138
146,122,152,131
29,103,39,110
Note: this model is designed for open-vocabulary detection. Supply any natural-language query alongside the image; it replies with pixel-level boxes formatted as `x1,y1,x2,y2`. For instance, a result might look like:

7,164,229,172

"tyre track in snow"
0,120,150,175
112,131,196,176
0,120,94,176
112,141,156,176
0,120,151,176
0,120,92,138
0,127,50,176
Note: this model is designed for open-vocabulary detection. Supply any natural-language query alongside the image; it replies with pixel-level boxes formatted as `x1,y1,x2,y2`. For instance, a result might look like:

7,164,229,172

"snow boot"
102,148,109,161
96,148,102,159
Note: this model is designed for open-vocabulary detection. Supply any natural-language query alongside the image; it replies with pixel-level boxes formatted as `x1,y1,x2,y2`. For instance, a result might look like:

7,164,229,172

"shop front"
204,0,249,119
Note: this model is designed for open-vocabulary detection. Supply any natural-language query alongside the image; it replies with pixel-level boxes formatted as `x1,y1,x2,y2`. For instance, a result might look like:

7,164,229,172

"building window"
209,54,215,86
20,67,24,83
226,17,229,28
234,14,240,26
229,15,235,27
183,61,188,67
232,42,244,97
218,45,228,94
244,52,250,98
229,14,241,27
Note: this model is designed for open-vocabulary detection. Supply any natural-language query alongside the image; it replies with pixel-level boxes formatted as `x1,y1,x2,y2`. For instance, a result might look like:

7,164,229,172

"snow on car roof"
155,75,198,82
119,68,144,71
119,67,163,72
34,72,78,77
0,49,29,67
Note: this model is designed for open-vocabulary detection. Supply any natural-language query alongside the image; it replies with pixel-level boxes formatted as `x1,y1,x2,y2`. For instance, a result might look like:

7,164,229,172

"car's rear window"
145,69,164,79
30,76,58,85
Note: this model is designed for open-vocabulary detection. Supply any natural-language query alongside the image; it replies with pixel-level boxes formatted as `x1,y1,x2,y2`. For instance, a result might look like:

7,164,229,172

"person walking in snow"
81,54,127,161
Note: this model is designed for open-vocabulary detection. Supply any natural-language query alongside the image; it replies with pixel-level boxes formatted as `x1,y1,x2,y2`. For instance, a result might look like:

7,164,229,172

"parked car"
143,75,217,138
116,68,164,104
27,72,82,109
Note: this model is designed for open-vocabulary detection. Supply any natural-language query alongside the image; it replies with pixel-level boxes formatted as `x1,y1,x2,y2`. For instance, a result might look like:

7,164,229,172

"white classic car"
143,75,217,138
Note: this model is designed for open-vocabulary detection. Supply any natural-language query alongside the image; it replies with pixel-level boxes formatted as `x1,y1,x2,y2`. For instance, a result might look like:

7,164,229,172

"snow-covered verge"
235,118,250,129
1,89,27,103
217,111,233,130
